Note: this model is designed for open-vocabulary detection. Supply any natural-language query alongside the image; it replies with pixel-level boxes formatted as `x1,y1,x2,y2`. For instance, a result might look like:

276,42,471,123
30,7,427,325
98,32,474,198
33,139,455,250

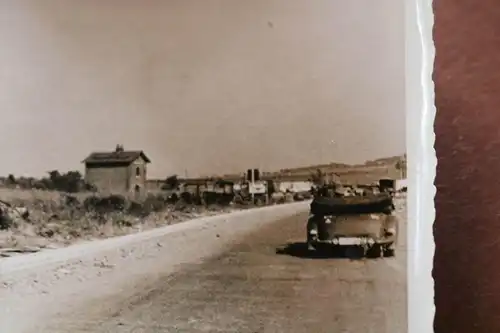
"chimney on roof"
115,144,124,153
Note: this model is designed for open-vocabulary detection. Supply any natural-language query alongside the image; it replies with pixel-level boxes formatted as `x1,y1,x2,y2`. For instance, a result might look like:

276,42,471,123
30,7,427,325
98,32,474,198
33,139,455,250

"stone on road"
40,203,406,333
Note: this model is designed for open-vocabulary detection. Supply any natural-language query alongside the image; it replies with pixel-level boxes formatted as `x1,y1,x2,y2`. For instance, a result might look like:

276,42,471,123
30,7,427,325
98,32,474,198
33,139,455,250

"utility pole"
251,168,255,204
397,156,406,179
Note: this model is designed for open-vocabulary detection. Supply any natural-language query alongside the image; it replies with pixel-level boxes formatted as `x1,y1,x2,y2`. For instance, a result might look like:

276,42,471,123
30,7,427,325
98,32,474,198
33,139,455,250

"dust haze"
0,0,405,178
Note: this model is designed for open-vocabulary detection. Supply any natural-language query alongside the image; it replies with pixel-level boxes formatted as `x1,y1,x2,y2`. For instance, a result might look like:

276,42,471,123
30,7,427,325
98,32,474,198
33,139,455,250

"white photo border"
406,0,436,332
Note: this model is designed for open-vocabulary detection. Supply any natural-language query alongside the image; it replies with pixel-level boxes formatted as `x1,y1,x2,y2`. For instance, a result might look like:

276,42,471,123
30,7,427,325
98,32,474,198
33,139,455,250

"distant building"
277,180,313,193
82,145,151,193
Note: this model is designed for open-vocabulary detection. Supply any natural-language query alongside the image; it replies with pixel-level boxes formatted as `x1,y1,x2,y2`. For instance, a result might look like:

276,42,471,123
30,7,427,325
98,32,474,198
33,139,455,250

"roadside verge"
0,201,310,333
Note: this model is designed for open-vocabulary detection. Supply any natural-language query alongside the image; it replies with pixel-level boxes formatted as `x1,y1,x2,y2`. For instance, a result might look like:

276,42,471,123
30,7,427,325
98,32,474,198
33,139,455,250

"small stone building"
82,145,151,194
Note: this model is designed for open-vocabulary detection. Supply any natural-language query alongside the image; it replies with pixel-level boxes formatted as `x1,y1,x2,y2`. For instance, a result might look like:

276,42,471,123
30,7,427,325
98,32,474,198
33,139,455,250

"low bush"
83,194,127,213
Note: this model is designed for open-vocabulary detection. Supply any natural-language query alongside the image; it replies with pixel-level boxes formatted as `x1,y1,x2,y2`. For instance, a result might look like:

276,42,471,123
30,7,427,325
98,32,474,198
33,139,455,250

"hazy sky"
0,0,405,178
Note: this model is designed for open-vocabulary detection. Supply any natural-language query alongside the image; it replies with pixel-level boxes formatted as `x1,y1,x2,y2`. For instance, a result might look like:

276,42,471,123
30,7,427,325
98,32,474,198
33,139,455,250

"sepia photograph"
0,1,410,332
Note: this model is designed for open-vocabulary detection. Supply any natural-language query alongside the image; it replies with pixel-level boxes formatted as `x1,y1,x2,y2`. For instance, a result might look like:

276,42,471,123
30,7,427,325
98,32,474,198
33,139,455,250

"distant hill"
216,155,405,179
270,154,405,175
278,162,351,173
362,155,406,167
264,154,406,184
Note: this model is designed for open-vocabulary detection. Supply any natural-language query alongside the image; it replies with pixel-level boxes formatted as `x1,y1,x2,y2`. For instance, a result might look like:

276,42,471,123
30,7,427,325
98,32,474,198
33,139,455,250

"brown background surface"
434,0,500,332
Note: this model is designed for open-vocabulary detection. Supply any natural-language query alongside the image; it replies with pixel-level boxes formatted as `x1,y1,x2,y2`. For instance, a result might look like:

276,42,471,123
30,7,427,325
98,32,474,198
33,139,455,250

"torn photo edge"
407,0,436,332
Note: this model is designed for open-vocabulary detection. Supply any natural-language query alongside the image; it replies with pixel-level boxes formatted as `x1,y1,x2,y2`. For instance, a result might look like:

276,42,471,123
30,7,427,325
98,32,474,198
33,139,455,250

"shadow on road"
275,242,368,260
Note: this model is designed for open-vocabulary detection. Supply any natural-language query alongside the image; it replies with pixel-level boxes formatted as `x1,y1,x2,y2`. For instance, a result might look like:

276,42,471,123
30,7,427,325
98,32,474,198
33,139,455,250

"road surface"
38,199,406,333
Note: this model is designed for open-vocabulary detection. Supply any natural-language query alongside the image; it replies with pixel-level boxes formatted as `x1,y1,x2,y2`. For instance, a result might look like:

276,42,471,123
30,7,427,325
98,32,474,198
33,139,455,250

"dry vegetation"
0,188,244,255
0,174,303,255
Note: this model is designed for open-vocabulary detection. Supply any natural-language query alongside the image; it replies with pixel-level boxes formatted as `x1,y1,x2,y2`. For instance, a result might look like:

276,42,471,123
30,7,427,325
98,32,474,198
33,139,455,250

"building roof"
82,150,151,165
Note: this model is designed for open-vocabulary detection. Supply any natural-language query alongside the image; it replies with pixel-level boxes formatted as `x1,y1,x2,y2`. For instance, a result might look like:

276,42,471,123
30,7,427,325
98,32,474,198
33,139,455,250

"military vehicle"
306,192,398,258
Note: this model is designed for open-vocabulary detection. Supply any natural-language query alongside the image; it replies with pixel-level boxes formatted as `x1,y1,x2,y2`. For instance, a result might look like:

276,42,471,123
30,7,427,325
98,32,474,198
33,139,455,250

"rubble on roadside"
0,200,29,230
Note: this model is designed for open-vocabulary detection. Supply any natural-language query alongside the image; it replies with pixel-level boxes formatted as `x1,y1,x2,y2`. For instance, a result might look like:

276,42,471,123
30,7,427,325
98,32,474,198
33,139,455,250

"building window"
136,167,140,177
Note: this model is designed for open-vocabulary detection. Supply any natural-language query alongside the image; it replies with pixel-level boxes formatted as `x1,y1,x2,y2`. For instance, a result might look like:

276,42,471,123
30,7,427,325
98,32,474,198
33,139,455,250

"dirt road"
36,199,406,333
